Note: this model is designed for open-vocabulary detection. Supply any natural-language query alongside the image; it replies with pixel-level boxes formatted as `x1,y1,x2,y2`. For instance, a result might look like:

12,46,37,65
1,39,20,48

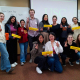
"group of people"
0,9,80,74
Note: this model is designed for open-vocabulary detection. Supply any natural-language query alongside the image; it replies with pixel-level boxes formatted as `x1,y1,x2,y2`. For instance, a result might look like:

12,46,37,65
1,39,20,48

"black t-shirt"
50,24,61,38
63,42,77,55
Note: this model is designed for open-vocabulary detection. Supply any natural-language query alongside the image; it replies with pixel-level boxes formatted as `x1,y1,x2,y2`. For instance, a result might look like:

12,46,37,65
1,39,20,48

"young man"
26,9,39,63
0,12,14,73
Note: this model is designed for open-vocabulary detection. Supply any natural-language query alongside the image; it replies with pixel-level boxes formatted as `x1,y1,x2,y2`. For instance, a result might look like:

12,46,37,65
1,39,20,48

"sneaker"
11,64,16,67
14,62,18,66
21,62,24,66
23,61,26,64
62,63,66,67
7,68,14,74
76,62,79,65
69,60,73,66
36,67,42,74
29,59,32,63
48,68,51,71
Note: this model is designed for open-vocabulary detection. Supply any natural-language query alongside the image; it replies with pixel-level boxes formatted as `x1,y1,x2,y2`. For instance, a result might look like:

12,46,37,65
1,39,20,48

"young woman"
5,16,19,67
71,17,80,40
50,15,61,41
61,34,79,66
30,34,48,74
0,12,14,73
39,14,50,44
17,19,28,66
75,34,80,64
45,32,63,73
60,17,73,45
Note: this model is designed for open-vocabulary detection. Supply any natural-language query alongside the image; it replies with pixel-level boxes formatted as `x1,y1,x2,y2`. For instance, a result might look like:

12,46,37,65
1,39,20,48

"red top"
53,47,56,54
18,27,28,43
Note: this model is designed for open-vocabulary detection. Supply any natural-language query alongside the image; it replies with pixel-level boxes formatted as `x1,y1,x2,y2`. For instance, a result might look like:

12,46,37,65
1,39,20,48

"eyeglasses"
0,16,5,18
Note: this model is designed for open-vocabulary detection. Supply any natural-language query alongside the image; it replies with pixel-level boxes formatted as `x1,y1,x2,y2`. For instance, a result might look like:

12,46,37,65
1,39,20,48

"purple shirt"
28,18,39,37
10,24,17,34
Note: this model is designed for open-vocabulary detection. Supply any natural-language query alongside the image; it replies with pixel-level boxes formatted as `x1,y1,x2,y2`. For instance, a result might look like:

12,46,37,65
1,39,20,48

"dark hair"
76,34,80,47
49,32,56,40
20,19,25,23
0,12,4,15
42,14,49,25
5,16,18,29
67,33,73,38
29,9,35,13
72,17,80,26
37,34,44,44
52,15,57,20
61,17,69,26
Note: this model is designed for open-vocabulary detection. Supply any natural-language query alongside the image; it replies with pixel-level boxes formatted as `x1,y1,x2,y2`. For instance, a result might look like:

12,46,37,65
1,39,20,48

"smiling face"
38,35,44,43
62,18,66,24
20,21,25,27
49,34,55,42
0,14,4,22
67,35,73,43
52,17,57,23
44,15,48,21
29,10,35,18
11,17,16,23
72,17,78,24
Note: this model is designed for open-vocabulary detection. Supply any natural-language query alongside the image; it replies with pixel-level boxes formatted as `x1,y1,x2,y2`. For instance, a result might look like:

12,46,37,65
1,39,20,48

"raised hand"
27,17,29,23
75,49,78,53
35,44,38,49
0,25,2,31
56,42,59,47
64,41,67,47
68,24,71,28
60,24,63,28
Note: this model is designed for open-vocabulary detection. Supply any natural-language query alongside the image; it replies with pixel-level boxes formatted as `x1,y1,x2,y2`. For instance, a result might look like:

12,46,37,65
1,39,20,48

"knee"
48,58,55,64
58,68,63,73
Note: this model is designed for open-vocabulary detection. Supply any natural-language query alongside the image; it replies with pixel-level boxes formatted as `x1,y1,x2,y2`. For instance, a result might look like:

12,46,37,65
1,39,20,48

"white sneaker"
36,67,42,74
14,62,18,66
76,62,79,65
29,59,32,63
11,64,16,67
21,62,24,66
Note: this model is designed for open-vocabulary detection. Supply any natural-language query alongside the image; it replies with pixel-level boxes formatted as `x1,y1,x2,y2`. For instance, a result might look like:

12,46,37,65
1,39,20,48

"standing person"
71,17,80,40
50,15,61,41
5,16,18,67
39,14,49,44
60,17,73,45
75,34,80,64
31,34,48,74
45,32,63,73
26,9,39,63
0,12,14,73
17,19,28,66
61,34,79,66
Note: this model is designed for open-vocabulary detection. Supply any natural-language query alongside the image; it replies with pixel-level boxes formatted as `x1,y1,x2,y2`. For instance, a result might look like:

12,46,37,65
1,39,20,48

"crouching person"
45,32,63,73
30,34,48,74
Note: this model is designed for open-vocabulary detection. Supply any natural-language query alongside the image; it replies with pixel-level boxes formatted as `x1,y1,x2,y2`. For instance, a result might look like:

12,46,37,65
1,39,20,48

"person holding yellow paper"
30,34,48,74
26,9,40,63
39,14,50,44
71,17,80,40
61,34,79,66
45,32,63,73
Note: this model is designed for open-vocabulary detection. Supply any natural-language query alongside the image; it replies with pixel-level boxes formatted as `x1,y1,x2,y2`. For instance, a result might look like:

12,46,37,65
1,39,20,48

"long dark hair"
72,17,80,26
5,16,18,29
42,14,49,25
49,32,56,40
37,34,44,44
61,17,69,26
76,34,80,47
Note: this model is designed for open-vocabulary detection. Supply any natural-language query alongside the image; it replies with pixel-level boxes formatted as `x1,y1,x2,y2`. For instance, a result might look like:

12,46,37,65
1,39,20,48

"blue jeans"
76,52,80,62
0,43,11,72
19,42,28,63
47,54,63,73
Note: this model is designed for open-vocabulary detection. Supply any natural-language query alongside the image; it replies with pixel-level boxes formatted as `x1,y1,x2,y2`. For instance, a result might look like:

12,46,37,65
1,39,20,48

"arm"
39,22,43,32
26,18,29,30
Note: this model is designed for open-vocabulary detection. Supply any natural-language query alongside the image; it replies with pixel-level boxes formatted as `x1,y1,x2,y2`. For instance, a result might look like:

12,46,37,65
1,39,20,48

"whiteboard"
78,10,80,22
0,6,29,24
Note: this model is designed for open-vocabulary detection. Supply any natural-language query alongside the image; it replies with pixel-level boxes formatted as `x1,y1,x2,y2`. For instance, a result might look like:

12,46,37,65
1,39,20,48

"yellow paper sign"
70,46,80,51
12,34,21,39
29,27,38,31
42,51,53,55
44,25,52,27
72,26,80,30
